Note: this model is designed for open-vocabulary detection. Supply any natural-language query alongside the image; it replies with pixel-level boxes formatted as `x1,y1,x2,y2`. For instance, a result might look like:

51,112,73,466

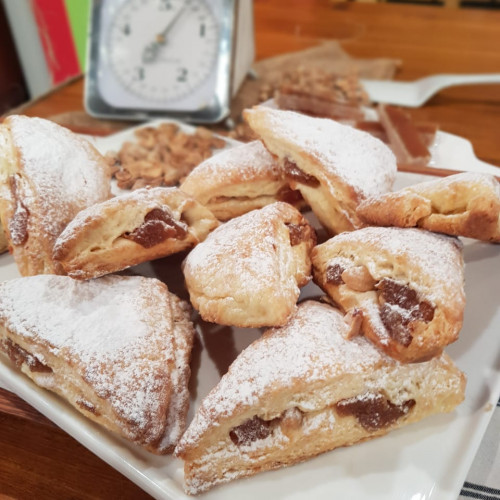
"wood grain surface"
0,1,499,499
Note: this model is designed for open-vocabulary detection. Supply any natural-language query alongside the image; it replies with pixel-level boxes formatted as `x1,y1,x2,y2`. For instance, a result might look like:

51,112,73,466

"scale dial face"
106,0,219,103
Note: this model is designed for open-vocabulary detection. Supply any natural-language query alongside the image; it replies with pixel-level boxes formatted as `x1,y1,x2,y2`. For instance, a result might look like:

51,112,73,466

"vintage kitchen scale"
85,0,255,123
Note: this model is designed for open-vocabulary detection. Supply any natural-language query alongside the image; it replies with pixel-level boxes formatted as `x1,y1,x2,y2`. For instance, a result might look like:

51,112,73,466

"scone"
53,186,219,280
357,172,500,242
0,115,112,276
174,300,466,495
311,227,465,363
0,274,194,454
183,201,316,327
243,106,397,235
180,140,303,221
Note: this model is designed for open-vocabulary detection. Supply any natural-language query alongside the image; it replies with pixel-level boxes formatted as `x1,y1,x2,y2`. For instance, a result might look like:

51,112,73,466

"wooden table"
1,1,499,499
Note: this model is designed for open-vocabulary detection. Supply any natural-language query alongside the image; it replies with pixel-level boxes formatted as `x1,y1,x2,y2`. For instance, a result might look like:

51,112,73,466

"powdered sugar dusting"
7,115,111,240
183,202,304,303
178,301,392,449
182,140,281,188
410,171,500,197
0,274,179,444
246,107,397,197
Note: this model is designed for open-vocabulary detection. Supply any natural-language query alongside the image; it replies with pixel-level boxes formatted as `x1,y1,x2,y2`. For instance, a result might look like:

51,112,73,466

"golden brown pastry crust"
183,201,316,327
0,115,112,276
357,172,500,242
180,140,303,221
174,300,466,495
0,274,195,454
311,226,465,363
0,220,8,254
53,186,219,280
243,106,397,235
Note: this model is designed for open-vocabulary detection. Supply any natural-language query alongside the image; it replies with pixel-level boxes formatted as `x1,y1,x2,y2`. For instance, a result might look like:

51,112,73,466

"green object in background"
64,0,91,71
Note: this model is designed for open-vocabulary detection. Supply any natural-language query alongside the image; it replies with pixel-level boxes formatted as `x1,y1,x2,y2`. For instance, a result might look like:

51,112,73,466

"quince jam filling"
283,158,320,187
123,207,188,248
286,222,314,247
325,263,345,285
229,408,304,446
230,416,276,446
76,399,100,416
325,265,435,346
228,392,414,445
2,338,52,373
277,185,304,205
335,392,415,431
376,278,434,347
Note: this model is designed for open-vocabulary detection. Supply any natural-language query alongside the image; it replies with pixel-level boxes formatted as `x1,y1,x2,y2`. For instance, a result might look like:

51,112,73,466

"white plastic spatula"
361,73,500,107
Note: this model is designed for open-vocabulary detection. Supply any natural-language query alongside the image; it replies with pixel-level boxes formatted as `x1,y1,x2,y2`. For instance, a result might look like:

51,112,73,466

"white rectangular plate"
0,120,499,500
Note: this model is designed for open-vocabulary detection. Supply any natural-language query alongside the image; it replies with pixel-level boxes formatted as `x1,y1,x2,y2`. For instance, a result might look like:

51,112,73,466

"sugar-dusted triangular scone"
0,274,195,454
183,201,316,327
0,115,112,276
52,186,219,280
174,300,466,495
180,140,304,221
312,227,465,363
243,106,397,235
357,172,500,243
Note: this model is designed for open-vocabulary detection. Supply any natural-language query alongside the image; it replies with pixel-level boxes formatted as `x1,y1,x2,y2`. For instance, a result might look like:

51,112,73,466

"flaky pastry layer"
357,172,500,242
0,115,111,276
0,274,195,454
312,227,465,362
53,186,219,280
243,106,397,235
183,201,316,327
175,301,465,495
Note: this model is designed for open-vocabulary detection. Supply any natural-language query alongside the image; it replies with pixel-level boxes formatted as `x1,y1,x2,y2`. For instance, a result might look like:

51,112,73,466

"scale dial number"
107,0,219,102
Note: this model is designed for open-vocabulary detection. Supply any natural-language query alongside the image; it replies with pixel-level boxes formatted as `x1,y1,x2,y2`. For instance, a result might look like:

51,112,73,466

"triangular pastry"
0,115,112,275
243,106,397,235
312,227,465,363
0,274,195,454
357,172,500,242
53,186,219,280
174,300,466,495
183,201,316,327
180,140,303,221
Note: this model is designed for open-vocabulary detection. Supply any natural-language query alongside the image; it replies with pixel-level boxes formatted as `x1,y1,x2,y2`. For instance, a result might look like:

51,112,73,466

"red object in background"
32,0,81,85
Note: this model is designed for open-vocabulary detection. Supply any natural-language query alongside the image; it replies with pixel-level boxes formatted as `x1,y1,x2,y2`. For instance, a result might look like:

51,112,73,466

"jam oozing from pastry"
379,304,413,346
376,278,435,346
229,416,275,446
325,264,345,285
277,186,304,206
8,175,29,246
2,339,52,373
283,158,320,187
77,399,100,416
335,392,415,431
123,207,188,248
229,408,305,445
286,222,310,246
